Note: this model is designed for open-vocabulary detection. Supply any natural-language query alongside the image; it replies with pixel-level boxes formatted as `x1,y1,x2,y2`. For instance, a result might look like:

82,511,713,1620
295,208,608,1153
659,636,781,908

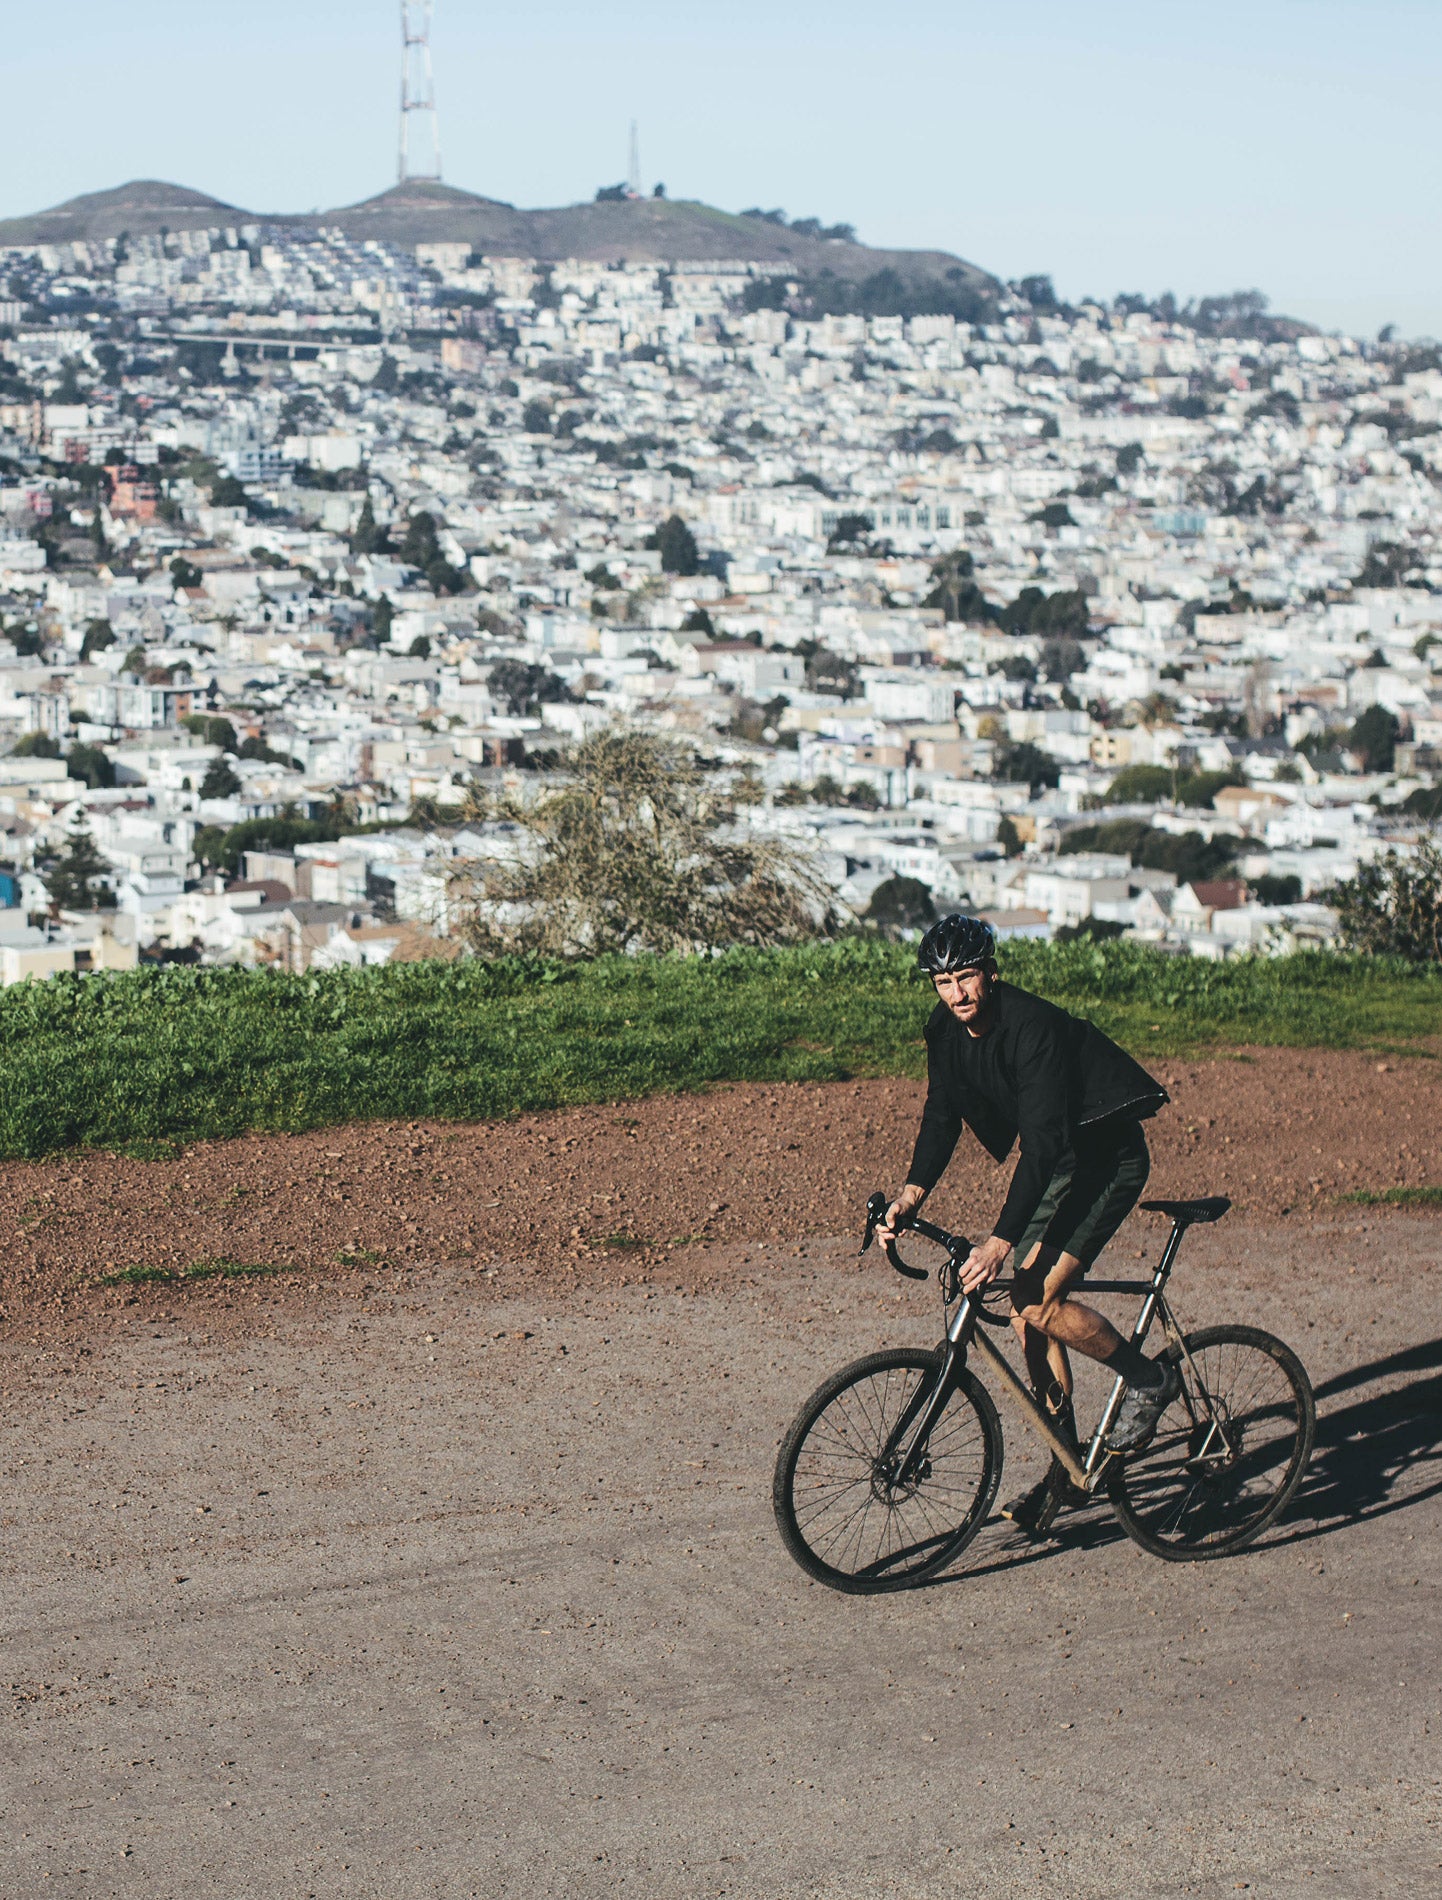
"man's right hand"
878,1184,926,1249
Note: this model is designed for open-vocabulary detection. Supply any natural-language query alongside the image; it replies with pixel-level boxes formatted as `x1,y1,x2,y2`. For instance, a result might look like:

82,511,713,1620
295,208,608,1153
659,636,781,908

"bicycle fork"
884,1296,1094,1494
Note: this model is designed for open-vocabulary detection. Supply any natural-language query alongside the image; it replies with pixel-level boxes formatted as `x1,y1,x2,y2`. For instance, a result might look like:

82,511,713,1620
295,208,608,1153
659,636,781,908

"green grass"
1339,1186,1442,1207
99,1257,281,1287
3,939,1436,1163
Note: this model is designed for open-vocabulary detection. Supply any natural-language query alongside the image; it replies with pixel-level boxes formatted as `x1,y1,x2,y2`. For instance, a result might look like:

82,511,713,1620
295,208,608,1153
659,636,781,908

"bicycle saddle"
1140,1195,1231,1225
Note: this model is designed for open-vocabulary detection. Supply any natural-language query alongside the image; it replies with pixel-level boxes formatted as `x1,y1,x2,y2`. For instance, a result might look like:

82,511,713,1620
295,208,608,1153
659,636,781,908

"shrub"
1330,837,1442,962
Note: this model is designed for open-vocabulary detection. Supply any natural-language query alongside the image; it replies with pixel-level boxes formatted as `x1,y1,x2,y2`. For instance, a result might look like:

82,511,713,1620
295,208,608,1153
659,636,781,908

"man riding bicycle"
880,914,1181,1538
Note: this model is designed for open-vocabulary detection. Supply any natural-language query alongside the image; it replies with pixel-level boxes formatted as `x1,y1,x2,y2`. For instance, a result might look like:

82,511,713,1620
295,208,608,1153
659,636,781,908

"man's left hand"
960,1234,1013,1294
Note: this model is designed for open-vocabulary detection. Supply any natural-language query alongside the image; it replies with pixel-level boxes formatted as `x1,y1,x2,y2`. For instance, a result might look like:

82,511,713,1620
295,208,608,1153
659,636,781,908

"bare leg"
1010,1246,1157,1386
1010,1310,1071,1399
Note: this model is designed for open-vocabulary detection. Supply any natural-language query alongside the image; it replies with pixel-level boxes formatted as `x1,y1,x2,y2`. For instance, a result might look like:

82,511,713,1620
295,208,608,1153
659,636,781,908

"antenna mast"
398,1,442,184
627,120,641,198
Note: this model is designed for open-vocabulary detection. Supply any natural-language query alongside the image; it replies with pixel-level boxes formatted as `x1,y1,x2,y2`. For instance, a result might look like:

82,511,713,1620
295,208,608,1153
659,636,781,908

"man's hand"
960,1233,1012,1294
878,1183,926,1250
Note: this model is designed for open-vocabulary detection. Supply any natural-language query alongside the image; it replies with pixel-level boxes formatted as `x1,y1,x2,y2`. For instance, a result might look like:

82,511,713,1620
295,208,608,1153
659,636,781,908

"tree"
10,732,60,760
475,606,515,639
923,552,990,627
1032,501,1076,531
680,607,715,636
193,813,347,876
1330,838,1442,962
724,695,789,744
827,512,874,551
1250,873,1302,905
44,818,114,911
488,659,572,716
996,654,1037,684
238,737,299,769
996,814,1024,858
170,556,202,590
1348,705,1400,773
1106,764,1170,803
372,354,399,394
652,514,699,576
66,743,115,790
183,713,240,752
373,595,395,644
350,497,389,556
449,728,832,957
199,758,242,800
408,634,432,659
993,741,1060,792
1177,768,1242,808
1062,819,1241,884
398,510,467,594
803,645,860,698
866,876,937,933
1040,638,1086,682
997,586,1090,637
210,475,248,510
80,619,115,663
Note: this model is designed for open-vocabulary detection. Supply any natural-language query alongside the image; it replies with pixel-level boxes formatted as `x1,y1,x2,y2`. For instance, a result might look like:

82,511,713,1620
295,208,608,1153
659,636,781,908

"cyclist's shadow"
1267,1335,1442,1549
934,1335,1442,1582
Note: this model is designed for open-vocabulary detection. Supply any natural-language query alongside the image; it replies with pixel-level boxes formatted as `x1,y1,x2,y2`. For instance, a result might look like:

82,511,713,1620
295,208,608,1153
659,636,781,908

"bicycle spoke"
779,1354,1000,1587
1111,1329,1313,1557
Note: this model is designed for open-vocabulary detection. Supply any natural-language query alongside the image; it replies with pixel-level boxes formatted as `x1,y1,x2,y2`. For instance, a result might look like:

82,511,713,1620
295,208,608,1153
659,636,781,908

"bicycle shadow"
932,1335,1442,1583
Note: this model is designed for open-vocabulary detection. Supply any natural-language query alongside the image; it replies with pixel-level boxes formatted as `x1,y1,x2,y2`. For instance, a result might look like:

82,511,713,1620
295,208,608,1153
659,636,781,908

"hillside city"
1,212,1440,979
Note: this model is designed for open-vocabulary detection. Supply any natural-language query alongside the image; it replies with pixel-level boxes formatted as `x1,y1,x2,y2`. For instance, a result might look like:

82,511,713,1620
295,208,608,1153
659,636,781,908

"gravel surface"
2,1048,1441,1896
2,1205,1440,1899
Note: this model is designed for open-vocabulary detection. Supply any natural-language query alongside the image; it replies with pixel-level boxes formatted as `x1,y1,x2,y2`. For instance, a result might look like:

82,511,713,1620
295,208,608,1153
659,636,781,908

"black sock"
1107,1340,1163,1389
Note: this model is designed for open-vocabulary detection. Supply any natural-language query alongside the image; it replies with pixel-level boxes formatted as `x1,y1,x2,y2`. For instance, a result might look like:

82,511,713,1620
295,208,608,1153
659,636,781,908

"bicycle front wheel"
1108,1323,1315,1561
773,1348,1003,1595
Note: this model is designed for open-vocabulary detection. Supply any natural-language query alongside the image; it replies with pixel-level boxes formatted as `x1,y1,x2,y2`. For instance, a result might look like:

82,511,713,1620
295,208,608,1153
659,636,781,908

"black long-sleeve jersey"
906,981,1168,1243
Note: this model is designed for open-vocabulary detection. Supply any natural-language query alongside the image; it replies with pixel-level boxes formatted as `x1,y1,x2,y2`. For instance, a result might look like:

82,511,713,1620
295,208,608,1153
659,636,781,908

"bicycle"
773,1191,1316,1594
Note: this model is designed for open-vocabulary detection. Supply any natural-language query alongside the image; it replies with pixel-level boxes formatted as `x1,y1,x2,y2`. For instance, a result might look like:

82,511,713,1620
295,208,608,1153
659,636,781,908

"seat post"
1130,1219,1186,1346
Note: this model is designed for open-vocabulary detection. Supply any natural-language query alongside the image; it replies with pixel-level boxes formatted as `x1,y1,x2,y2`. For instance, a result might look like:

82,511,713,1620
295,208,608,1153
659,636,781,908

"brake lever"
861,1191,887,1255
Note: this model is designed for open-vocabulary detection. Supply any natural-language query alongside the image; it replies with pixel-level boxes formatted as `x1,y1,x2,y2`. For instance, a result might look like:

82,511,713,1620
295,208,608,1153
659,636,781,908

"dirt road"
4,1194,1440,1898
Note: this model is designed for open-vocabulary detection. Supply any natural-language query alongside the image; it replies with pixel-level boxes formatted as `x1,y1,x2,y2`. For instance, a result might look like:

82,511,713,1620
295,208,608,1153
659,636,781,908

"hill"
0,175,997,301
0,178,243,244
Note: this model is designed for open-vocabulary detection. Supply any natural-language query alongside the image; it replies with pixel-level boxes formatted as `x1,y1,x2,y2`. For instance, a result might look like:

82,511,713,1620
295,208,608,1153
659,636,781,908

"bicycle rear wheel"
1108,1323,1315,1561
773,1348,1003,1595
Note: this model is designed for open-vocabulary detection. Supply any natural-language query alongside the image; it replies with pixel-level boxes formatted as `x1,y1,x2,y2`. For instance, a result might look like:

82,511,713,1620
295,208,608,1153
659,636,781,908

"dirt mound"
2,1046,1435,1340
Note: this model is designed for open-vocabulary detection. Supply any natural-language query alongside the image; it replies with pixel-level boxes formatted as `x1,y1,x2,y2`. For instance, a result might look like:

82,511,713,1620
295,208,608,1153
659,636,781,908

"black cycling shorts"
1010,1119,1150,1276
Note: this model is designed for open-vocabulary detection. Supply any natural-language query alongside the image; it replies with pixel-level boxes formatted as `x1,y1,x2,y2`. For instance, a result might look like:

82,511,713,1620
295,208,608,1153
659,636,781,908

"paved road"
3,1214,1439,1898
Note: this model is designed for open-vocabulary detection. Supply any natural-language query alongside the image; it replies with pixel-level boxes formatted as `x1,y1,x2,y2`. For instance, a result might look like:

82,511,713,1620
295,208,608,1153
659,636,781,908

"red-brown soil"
2,1045,1437,1340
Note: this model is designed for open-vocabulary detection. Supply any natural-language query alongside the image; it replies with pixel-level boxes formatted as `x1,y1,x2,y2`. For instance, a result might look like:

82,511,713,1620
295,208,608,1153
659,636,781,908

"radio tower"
398,1,442,184
627,120,642,199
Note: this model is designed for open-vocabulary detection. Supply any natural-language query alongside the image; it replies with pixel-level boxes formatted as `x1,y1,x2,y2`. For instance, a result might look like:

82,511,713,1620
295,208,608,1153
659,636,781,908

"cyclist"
879,913,1180,1539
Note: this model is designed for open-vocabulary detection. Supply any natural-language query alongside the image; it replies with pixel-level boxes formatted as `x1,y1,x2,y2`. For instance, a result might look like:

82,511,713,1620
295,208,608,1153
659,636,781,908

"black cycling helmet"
917,913,996,976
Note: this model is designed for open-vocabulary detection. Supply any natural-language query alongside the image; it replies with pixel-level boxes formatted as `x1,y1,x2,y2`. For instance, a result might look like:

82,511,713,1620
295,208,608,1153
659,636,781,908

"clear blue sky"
6,0,1440,338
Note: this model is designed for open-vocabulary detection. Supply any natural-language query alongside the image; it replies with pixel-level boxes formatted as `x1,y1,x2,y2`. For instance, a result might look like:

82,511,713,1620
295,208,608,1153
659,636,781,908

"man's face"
932,963,992,1027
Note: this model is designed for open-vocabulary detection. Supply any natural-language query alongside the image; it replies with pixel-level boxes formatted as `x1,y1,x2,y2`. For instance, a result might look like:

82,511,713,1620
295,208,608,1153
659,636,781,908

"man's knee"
1011,1275,1069,1334
1015,1297,1068,1334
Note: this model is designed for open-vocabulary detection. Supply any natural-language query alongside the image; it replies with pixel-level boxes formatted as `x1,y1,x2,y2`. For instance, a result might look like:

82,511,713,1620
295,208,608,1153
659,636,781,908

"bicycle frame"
878,1211,1204,1494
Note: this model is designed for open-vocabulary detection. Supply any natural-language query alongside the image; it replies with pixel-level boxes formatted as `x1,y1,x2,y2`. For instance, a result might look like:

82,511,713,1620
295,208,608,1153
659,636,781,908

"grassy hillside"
0,942,1434,1161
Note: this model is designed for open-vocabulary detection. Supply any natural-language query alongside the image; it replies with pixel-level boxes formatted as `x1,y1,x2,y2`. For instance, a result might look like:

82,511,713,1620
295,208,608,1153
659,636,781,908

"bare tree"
448,728,833,957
